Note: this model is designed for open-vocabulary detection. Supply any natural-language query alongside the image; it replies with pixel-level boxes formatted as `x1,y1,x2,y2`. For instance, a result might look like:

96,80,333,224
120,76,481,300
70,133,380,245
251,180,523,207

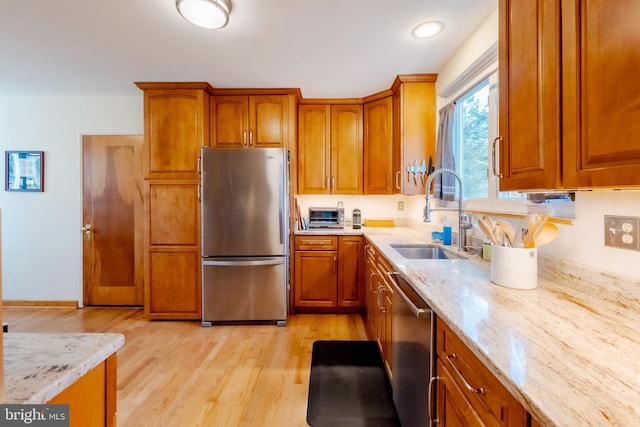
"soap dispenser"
443,217,452,245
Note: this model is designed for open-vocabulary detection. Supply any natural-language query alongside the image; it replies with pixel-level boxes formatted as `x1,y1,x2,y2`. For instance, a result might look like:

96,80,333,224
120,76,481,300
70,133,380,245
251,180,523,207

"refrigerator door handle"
203,258,285,267
279,163,285,244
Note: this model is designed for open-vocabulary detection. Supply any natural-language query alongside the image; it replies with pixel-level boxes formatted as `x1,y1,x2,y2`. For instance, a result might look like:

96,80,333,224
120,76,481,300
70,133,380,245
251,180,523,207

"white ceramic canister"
490,245,538,290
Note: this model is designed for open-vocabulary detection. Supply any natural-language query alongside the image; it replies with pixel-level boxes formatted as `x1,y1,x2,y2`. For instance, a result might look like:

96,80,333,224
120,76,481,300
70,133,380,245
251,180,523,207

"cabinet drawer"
437,320,526,427
376,253,394,275
294,235,338,251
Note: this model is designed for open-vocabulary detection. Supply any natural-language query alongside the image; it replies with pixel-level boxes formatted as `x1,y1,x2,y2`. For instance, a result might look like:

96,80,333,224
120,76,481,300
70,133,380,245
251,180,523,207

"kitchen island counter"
363,227,640,427
4,332,124,404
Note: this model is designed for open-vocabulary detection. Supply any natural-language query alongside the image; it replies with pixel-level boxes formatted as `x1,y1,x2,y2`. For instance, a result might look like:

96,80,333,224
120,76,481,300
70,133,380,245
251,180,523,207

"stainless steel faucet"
424,168,473,251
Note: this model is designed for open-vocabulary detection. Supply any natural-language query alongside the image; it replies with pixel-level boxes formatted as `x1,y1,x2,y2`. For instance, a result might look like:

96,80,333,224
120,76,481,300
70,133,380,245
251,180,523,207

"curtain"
433,103,456,202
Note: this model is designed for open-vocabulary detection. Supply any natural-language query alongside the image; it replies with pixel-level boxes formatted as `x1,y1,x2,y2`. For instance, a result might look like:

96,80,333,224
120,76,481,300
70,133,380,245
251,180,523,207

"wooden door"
562,0,640,187
293,250,337,308
297,104,331,194
337,236,364,307
250,95,288,148
82,135,144,306
211,95,249,147
331,104,363,194
498,0,562,191
364,97,394,194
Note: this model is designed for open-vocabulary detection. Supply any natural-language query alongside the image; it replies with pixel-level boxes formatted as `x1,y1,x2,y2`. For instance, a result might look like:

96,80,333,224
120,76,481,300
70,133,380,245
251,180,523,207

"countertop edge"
5,332,125,404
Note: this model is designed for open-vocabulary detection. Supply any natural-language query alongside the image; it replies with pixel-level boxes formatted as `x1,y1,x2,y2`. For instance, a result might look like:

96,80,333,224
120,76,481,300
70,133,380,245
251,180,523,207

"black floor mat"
306,340,400,427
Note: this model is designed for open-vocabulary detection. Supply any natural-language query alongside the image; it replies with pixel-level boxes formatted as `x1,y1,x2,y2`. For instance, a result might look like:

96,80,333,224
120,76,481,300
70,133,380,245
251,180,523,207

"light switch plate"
604,215,640,251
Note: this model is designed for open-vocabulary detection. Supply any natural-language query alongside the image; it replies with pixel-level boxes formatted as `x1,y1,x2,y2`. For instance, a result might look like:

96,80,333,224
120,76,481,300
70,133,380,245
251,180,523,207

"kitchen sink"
389,244,465,260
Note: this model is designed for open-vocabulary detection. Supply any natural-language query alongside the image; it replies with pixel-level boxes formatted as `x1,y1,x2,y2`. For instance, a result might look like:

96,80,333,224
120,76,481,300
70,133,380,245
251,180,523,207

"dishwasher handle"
387,272,432,319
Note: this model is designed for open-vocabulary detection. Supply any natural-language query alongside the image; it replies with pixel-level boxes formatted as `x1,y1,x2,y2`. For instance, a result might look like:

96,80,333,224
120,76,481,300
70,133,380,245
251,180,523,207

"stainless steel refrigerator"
201,147,289,326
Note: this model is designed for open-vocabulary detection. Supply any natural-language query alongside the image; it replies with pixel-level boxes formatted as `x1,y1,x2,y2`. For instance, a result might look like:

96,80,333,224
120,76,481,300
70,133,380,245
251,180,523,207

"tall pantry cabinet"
135,82,214,320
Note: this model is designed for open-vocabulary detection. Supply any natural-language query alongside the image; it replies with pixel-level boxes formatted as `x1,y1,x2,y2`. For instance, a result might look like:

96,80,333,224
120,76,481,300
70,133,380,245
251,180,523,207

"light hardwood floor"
3,307,369,427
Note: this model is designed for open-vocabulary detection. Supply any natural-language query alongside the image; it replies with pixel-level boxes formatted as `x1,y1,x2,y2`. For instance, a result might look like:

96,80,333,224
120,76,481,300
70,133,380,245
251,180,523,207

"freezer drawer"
202,257,288,324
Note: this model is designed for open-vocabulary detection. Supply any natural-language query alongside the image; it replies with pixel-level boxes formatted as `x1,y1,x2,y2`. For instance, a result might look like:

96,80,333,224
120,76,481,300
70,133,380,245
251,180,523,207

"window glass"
455,79,489,199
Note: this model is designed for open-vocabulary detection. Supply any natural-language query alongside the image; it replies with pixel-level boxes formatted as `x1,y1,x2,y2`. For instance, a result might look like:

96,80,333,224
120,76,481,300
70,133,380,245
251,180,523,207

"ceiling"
0,0,497,98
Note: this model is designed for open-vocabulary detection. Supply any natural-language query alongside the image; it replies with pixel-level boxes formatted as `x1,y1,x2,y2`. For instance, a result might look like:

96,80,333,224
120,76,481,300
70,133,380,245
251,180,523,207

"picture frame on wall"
5,150,45,192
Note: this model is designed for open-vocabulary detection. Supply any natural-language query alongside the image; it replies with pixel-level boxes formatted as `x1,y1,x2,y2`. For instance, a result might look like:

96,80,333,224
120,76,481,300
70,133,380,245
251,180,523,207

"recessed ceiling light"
176,0,232,29
412,21,444,39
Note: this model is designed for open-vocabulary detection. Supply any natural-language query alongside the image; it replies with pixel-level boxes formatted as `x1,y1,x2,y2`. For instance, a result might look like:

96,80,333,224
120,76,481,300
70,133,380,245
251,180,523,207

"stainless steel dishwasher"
388,272,436,427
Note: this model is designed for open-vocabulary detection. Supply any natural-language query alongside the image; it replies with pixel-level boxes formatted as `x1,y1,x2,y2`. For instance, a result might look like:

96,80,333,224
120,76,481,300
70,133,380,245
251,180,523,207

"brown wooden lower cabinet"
293,235,364,312
48,354,117,427
363,240,393,379
144,181,201,320
436,320,528,427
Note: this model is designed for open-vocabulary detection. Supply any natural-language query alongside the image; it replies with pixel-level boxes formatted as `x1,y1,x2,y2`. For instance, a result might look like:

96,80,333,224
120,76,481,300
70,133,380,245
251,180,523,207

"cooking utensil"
496,219,516,247
533,222,559,247
479,216,501,245
520,213,546,248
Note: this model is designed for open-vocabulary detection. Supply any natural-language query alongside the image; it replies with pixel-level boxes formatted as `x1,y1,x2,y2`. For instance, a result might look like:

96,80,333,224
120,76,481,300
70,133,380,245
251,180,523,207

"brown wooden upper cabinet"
297,103,363,194
136,83,212,180
211,94,290,148
364,96,394,194
392,75,437,195
498,0,640,191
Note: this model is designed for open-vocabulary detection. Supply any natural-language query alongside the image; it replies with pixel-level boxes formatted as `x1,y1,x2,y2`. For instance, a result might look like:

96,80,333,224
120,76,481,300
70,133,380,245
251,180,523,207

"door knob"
82,224,92,238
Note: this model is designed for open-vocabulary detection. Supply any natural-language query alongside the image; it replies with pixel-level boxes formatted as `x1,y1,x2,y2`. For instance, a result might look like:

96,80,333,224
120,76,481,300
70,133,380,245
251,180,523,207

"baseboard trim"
3,300,79,308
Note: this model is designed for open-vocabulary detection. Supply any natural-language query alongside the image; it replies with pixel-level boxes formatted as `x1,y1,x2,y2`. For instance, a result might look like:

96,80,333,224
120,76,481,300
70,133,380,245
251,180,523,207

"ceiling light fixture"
412,21,444,39
176,0,232,30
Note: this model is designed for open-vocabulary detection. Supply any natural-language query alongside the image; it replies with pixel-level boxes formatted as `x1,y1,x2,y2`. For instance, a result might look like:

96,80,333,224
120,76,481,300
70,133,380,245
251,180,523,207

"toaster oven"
308,207,344,229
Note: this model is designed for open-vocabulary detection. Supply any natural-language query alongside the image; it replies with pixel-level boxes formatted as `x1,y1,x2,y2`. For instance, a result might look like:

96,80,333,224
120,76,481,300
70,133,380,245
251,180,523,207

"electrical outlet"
398,201,404,211
337,201,343,208
604,215,640,251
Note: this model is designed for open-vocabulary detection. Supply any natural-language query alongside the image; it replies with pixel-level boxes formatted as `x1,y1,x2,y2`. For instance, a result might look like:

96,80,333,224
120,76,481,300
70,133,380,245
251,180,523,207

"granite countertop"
4,332,125,404
361,227,640,427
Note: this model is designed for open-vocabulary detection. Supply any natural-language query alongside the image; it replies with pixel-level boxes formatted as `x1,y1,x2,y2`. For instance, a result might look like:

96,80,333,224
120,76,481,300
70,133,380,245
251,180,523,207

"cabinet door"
337,236,364,307
562,0,640,187
393,79,437,195
498,0,561,191
294,250,337,308
364,244,377,337
148,251,200,319
144,89,208,179
211,96,249,148
297,104,331,194
364,97,394,194
145,182,201,319
250,95,288,148
436,359,485,427
331,105,363,194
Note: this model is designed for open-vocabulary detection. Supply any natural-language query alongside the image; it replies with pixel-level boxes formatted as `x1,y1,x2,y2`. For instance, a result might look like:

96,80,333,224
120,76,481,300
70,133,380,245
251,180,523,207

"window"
452,72,526,213
455,78,489,199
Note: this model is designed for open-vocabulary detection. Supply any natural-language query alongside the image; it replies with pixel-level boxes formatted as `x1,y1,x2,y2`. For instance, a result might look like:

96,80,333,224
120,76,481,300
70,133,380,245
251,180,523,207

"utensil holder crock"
490,245,538,290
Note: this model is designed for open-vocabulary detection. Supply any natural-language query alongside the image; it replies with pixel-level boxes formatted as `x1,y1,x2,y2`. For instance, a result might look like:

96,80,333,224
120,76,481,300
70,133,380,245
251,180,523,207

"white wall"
0,95,143,303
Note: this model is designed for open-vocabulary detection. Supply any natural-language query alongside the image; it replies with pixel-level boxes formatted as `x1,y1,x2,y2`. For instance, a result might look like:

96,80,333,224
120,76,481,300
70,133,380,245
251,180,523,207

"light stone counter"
4,332,125,404
361,227,640,427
